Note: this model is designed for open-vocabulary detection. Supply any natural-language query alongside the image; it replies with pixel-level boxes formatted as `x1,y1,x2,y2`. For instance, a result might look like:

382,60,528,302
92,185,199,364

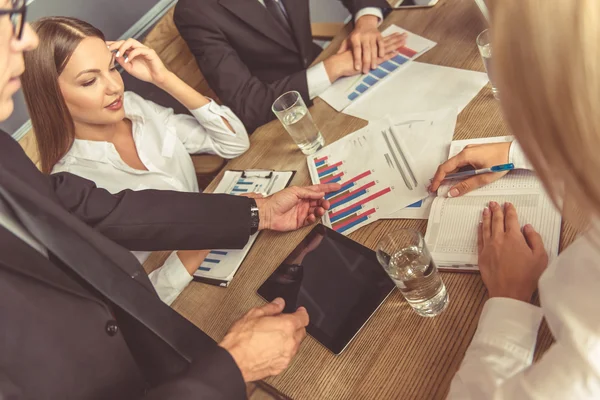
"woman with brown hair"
429,0,600,398
21,16,250,305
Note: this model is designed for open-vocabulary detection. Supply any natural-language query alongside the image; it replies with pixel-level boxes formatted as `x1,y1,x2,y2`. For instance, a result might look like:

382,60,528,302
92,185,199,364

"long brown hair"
21,17,105,174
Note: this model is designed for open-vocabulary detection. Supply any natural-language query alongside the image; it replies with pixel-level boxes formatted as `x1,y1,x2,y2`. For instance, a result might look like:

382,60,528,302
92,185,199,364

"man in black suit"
175,0,406,132
0,3,339,398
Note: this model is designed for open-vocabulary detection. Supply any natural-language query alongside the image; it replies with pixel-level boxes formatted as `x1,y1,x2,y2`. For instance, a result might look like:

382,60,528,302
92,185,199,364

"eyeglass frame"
0,1,27,40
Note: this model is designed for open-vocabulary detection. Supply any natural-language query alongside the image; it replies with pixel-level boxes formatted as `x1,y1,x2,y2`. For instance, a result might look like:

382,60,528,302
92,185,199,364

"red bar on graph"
321,172,344,183
398,46,417,58
332,208,376,230
314,156,328,164
317,160,343,174
340,170,372,186
329,187,391,218
330,181,376,207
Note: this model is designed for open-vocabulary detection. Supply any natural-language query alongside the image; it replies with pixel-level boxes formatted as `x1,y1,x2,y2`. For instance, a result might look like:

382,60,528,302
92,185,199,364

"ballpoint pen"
444,163,514,179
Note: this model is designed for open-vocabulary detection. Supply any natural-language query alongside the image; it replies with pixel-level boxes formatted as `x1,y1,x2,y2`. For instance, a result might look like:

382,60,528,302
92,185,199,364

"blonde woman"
428,1,600,398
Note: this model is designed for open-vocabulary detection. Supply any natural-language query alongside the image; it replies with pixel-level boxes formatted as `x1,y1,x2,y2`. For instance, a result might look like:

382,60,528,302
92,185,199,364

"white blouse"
52,91,250,305
448,142,600,399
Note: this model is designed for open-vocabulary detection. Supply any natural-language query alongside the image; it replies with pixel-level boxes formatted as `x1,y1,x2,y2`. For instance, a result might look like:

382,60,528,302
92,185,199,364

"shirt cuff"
307,62,333,100
354,7,384,25
509,140,534,170
473,297,544,363
148,251,194,305
189,98,236,134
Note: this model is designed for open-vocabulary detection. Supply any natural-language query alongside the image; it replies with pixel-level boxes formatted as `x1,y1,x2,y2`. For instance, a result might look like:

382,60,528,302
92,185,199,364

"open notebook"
424,136,562,272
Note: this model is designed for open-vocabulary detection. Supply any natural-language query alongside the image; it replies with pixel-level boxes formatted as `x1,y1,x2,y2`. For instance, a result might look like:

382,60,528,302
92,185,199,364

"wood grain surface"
146,1,579,398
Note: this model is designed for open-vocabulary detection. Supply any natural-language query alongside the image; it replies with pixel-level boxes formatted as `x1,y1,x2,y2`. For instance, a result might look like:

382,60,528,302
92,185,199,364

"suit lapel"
0,167,198,363
219,0,299,53
281,0,312,60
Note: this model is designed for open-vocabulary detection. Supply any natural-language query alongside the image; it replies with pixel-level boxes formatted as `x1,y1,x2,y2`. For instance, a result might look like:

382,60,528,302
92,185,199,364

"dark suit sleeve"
0,371,26,399
340,0,391,15
50,172,252,252
174,4,309,133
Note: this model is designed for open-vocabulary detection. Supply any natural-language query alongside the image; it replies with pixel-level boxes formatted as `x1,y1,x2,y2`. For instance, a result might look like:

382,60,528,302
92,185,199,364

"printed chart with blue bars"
193,170,294,286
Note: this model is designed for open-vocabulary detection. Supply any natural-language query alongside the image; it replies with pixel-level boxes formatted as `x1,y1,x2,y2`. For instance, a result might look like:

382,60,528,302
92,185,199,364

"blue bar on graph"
198,266,211,272
236,181,253,185
407,200,423,208
318,166,338,178
331,189,367,208
315,160,326,168
348,92,359,101
363,75,378,86
204,258,221,264
330,204,362,223
232,187,248,193
380,60,400,72
391,54,409,65
325,182,355,200
327,176,343,184
371,68,388,79
337,215,369,234
210,250,228,256
356,84,369,93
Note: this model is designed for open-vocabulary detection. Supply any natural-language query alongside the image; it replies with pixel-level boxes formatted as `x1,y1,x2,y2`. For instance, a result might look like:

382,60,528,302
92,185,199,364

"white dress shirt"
52,91,250,305
256,0,383,99
448,141,600,399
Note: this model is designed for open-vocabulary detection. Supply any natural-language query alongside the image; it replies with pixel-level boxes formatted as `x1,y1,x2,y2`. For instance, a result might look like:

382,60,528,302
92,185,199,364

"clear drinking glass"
272,91,325,155
477,29,499,100
376,229,448,317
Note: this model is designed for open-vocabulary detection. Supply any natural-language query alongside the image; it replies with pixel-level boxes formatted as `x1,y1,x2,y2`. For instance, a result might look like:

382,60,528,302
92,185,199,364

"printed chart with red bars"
308,119,430,235
318,25,437,112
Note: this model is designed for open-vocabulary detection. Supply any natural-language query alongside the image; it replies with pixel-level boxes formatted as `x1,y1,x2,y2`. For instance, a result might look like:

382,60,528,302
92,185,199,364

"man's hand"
325,33,406,82
220,298,309,382
338,16,402,73
255,183,341,232
478,202,548,302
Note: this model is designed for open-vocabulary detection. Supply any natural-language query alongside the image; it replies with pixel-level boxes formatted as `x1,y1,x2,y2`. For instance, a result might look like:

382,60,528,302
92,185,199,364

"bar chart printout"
193,170,294,286
313,156,393,235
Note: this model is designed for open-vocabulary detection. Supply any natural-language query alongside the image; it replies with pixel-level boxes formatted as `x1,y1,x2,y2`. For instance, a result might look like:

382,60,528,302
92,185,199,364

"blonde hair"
492,0,600,229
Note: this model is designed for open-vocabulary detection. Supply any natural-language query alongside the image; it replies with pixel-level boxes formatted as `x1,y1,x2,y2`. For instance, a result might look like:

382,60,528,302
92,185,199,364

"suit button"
105,320,119,336
303,57,308,66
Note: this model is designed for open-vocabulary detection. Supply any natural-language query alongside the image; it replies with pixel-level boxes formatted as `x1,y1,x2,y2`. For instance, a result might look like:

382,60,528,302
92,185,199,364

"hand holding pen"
429,142,513,197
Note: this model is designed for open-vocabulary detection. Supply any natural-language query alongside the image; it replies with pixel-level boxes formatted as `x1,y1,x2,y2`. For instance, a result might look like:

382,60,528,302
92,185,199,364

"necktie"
264,0,292,33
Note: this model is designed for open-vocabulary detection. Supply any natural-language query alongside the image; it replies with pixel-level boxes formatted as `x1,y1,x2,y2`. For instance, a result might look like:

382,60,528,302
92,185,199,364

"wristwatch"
249,198,260,235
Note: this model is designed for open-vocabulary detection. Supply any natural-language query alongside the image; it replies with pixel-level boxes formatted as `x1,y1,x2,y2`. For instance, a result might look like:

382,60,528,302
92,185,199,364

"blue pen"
444,163,514,179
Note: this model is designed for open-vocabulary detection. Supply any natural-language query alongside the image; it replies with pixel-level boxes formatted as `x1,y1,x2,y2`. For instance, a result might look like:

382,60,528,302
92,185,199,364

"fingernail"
524,224,533,232
124,56,129,63
483,207,490,216
447,188,459,198
116,51,120,57
273,298,285,306
490,201,498,208
297,306,306,312
506,202,513,208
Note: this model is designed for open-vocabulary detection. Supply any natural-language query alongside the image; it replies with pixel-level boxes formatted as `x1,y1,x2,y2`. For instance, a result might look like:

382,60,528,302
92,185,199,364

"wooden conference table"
162,1,579,398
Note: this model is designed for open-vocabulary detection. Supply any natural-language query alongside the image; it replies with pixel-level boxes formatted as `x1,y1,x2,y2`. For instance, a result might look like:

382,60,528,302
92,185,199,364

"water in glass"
281,106,324,155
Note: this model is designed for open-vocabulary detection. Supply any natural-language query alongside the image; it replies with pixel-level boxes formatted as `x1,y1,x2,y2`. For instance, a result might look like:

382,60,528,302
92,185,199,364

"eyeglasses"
0,0,26,40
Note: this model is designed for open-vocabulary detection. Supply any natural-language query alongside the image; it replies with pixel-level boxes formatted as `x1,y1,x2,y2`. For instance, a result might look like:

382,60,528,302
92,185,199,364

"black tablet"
257,224,395,355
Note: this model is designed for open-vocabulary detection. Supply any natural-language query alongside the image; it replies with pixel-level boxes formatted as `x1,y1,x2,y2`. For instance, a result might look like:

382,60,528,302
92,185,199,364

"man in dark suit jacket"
174,0,406,132
0,7,339,398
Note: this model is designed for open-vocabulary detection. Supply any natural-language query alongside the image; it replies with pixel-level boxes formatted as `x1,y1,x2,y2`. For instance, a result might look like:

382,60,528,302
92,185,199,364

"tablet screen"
257,224,395,354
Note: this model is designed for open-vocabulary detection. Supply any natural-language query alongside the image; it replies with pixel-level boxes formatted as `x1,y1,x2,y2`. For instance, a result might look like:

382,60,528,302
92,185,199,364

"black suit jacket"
174,0,390,132
0,132,253,399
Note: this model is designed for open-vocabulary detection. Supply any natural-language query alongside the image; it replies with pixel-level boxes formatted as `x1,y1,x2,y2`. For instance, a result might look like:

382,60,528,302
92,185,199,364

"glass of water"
272,91,325,155
376,229,448,317
477,29,499,100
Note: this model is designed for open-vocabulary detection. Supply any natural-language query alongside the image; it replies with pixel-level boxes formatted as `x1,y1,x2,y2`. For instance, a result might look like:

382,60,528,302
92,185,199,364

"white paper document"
424,137,562,272
343,62,489,121
193,170,294,286
307,109,457,235
319,25,437,112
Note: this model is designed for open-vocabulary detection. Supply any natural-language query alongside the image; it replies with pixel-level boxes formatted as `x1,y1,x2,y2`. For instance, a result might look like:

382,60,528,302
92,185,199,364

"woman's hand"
478,201,549,302
430,142,512,197
107,39,170,86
